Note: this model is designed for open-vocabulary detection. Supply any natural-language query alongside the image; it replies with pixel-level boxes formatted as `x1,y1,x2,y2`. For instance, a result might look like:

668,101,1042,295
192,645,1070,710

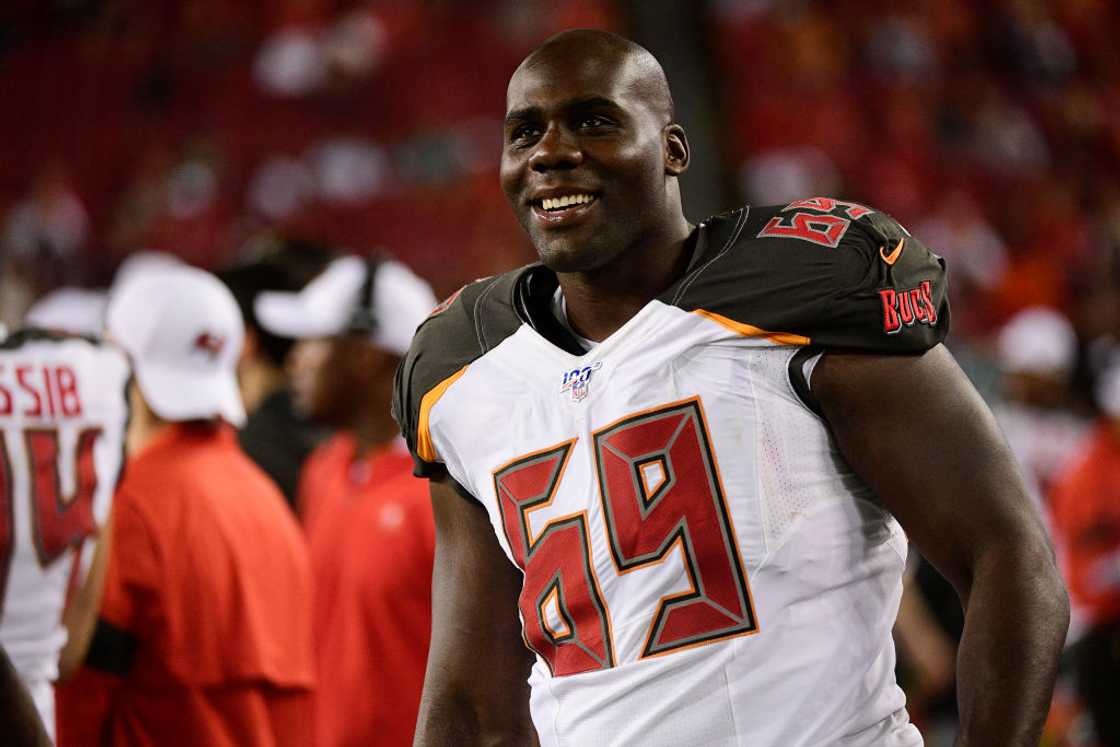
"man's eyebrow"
504,96,624,126
504,106,540,126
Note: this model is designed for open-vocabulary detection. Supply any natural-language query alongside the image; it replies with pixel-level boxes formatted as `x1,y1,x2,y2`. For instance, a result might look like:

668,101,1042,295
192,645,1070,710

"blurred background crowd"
3,0,1120,745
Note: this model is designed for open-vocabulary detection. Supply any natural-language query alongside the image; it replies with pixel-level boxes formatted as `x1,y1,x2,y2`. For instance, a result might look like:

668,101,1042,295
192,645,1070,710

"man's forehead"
506,52,640,111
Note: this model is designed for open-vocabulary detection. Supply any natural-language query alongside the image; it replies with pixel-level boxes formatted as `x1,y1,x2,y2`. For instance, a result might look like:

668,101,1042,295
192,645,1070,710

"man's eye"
578,115,610,129
510,125,540,143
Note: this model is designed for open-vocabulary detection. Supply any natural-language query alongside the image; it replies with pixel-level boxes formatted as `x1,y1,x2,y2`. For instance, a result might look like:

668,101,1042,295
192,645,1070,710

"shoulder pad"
671,199,948,352
392,267,527,477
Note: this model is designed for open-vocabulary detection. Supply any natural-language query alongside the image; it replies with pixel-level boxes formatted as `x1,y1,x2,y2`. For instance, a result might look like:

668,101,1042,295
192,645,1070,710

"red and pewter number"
494,441,615,677
0,428,102,618
593,398,758,658
757,197,873,248
494,397,758,676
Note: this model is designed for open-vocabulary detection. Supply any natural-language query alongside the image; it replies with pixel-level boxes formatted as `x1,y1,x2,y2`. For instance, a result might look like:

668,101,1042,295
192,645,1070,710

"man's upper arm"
83,493,158,676
415,476,536,745
811,344,1053,593
58,518,113,681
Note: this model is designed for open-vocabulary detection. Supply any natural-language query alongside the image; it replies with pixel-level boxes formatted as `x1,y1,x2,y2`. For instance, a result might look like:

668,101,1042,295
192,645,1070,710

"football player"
394,30,1068,746
0,328,130,743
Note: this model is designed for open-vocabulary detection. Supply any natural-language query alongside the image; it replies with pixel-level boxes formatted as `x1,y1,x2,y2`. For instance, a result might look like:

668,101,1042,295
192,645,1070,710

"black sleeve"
674,200,949,353
391,270,525,480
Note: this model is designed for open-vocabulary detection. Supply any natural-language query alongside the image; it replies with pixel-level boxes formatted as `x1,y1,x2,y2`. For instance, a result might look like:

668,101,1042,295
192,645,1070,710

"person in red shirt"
56,265,315,747
256,254,437,747
1050,354,1120,746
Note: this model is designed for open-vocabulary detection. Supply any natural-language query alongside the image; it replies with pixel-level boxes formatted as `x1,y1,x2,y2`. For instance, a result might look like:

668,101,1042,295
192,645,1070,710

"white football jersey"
0,330,130,737
395,201,949,746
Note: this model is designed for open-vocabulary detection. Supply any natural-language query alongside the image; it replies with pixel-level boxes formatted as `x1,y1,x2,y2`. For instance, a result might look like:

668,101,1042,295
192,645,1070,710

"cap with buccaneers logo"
106,265,246,426
254,255,436,356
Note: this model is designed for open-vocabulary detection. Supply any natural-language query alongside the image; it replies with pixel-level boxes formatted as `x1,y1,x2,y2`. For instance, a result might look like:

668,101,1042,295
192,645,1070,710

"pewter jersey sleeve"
393,199,947,746
0,331,130,738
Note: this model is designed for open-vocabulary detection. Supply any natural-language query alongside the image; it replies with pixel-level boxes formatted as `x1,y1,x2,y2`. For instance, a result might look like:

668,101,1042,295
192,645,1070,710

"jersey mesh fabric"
755,350,813,552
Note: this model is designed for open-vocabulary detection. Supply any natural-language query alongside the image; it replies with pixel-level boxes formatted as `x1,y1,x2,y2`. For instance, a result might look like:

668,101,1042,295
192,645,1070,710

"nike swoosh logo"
880,238,905,266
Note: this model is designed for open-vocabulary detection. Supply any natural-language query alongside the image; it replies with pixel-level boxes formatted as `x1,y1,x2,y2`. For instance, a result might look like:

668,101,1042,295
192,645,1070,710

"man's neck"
557,219,695,342
351,416,399,457
128,408,173,456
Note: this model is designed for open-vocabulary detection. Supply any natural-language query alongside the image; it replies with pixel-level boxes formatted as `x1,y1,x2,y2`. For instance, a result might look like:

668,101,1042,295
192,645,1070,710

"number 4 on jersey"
0,428,103,614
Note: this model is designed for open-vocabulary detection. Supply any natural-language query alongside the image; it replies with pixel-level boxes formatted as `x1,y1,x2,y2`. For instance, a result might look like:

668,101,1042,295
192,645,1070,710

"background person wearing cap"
256,254,437,747
218,238,332,510
992,306,1090,497
1049,349,1120,746
57,265,315,747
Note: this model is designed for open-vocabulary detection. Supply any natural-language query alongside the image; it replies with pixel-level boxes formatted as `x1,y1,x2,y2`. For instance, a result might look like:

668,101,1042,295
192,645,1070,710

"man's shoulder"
408,265,531,374
672,198,948,353
688,199,914,296
392,265,531,476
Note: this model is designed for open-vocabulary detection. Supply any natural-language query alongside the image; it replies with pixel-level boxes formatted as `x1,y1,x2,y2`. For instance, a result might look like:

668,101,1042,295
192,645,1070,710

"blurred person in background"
1050,351,1120,746
993,306,1089,499
56,266,314,747
1,164,90,329
218,237,332,510
0,328,130,744
255,254,437,747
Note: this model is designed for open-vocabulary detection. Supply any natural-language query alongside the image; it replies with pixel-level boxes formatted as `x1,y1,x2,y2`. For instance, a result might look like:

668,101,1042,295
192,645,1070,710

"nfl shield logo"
560,362,602,403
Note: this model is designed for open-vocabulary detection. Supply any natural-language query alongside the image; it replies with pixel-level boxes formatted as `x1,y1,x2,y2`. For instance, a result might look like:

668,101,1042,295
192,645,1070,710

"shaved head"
512,29,675,123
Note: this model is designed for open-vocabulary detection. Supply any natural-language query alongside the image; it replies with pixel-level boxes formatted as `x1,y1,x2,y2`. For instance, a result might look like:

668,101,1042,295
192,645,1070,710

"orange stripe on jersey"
416,366,469,463
691,309,810,346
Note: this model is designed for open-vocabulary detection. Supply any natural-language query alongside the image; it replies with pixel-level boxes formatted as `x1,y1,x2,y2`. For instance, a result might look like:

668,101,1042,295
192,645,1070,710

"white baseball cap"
996,307,1077,379
255,255,436,355
106,265,246,426
24,287,109,337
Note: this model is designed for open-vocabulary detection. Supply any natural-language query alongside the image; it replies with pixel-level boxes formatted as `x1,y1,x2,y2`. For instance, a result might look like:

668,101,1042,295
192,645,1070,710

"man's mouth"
530,193,599,224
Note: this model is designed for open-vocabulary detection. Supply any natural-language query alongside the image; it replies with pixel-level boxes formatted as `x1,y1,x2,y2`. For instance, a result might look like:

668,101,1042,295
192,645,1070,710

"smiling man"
393,30,1068,746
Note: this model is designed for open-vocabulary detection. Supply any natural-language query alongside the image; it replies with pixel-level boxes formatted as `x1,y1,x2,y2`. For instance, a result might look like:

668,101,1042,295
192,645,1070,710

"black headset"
345,255,384,336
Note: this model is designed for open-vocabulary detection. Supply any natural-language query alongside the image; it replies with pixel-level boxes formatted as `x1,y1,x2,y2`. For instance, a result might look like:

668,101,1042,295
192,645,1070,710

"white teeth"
541,194,594,211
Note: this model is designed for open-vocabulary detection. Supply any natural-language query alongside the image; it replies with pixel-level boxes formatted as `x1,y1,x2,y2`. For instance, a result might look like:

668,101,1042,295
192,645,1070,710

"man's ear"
664,124,690,177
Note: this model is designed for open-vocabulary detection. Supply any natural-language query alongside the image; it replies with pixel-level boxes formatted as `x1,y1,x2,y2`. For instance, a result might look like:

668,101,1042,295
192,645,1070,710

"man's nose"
528,124,583,172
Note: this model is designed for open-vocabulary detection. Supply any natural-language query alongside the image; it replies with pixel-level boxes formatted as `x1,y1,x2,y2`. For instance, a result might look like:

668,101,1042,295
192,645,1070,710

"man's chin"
535,236,610,274
290,392,317,421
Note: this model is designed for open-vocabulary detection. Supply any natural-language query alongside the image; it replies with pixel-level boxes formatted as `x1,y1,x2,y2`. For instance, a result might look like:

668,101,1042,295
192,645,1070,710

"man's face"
500,53,673,273
288,336,352,424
